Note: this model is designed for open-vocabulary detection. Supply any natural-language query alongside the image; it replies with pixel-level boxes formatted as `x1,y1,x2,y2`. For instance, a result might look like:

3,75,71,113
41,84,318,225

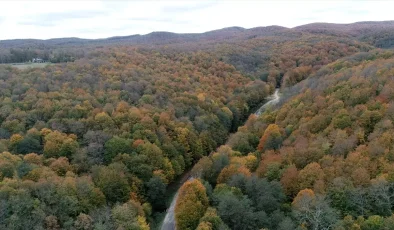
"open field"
0,62,53,70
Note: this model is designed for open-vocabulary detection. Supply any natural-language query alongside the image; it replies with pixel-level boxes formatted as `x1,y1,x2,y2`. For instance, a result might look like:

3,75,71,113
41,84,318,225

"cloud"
160,1,218,13
124,17,190,25
1,0,394,39
18,10,106,27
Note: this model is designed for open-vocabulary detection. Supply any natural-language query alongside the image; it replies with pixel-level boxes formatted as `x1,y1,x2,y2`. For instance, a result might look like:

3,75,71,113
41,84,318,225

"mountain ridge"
2,20,393,45
0,20,394,45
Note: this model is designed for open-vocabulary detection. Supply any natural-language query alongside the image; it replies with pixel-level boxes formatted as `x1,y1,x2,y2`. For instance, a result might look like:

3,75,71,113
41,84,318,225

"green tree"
199,207,228,230
92,165,130,204
145,176,166,210
216,192,259,230
104,136,132,163
14,136,42,154
111,201,149,230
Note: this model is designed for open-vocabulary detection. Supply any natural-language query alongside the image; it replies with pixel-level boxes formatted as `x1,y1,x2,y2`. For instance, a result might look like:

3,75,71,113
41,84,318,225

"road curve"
255,89,280,116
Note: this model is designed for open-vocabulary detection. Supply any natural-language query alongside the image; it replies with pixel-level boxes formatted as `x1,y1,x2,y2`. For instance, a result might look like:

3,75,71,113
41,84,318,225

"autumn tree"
292,189,338,230
258,124,283,151
111,201,149,230
175,179,209,230
280,165,300,197
298,162,325,191
198,207,227,230
43,130,78,158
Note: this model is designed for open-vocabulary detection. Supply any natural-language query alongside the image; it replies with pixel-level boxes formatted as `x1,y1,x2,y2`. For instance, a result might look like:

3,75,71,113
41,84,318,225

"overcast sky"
0,0,393,40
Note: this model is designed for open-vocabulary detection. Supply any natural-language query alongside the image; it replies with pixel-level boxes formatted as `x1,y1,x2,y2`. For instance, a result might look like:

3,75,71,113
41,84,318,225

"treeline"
175,50,394,229
0,48,83,63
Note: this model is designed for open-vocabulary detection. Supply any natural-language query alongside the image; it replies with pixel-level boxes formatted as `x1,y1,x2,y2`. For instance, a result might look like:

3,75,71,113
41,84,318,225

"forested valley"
1,21,394,230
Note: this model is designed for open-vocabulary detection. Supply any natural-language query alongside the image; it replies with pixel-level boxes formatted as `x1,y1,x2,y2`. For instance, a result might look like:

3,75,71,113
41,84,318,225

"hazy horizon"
3,19,394,41
1,0,393,40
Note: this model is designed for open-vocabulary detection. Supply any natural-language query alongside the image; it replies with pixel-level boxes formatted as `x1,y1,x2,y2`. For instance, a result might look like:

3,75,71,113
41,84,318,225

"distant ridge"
1,21,394,48
0,25,289,48
294,20,394,36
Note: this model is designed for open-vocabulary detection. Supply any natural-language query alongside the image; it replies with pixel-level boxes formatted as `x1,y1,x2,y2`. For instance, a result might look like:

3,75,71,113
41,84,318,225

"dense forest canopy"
0,21,394,230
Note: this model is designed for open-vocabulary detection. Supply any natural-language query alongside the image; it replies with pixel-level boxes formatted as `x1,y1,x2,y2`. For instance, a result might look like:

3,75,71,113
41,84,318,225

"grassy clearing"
0,62,53,70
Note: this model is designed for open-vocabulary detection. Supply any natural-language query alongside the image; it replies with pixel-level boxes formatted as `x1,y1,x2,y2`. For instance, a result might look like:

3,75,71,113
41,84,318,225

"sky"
0,0,393,40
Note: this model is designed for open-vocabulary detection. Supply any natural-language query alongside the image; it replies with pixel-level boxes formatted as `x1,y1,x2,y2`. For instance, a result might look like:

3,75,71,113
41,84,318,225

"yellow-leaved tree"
175,179,209,230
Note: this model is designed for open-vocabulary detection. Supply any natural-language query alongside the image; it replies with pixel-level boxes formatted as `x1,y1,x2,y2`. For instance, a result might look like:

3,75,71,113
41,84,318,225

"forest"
0,21,394,230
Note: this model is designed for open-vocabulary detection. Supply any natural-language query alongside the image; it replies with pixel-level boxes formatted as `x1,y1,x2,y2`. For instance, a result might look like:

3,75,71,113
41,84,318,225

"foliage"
1,21,394,229
175,179,209,230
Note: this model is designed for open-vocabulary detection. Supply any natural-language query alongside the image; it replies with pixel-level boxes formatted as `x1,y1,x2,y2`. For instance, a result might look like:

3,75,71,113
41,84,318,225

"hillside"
187,49,394,229
295,21,394,48
0,21,394,229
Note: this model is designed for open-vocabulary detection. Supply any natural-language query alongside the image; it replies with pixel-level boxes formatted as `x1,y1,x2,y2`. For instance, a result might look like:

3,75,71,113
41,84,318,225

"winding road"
160,89,281,230
255,89,280,116
160,191,179,230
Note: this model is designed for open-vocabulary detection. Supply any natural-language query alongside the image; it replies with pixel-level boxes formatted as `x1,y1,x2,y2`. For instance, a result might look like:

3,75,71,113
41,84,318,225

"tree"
114,154,153,181
0,161,14,180
298,162,324,190
227,132,255,154
74,213,93,230
198,207,228,230
362,215,384,230
292,189,338,230
145,176,166,210
327,177,355,216
111,201,149,230
216,165,251,184
207,153,230,185
92,165,130,204
191,156,213,179
16,161,34,178
14,135,42,154
75,176,106,212
256,151,282,178
215,192,258,230
368,177,393,216
351,167,370,187
196,221,213,230
94,112,115,130
332,110,352,129
104,136,132,163
49,157,72,176
43,131,78,158
244,176,285,214
277,217,296,230
139,142,164,170
280,165,300,197
258,124,283,151
23,153,43,165
175,179,209,230
45,215,60,230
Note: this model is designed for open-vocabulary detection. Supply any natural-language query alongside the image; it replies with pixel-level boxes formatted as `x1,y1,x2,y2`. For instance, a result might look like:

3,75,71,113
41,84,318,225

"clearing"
0,62,53,70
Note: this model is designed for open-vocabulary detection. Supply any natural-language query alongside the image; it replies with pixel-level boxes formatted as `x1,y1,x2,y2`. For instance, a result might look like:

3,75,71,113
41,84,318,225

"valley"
161,89,282,230
0,20,394,230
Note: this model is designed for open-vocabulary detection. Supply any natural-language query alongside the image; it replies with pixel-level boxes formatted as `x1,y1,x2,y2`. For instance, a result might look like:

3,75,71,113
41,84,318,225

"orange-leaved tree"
257,124,283,151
